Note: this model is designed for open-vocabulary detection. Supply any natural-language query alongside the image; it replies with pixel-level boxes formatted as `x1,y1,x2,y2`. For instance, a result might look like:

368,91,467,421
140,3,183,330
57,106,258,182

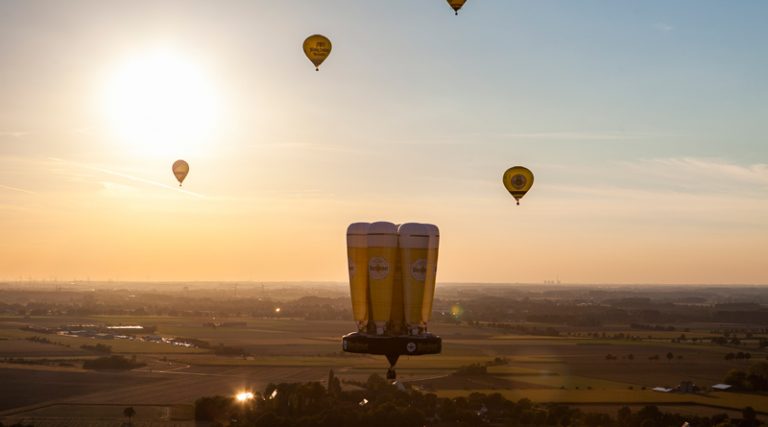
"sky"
0,1,766,284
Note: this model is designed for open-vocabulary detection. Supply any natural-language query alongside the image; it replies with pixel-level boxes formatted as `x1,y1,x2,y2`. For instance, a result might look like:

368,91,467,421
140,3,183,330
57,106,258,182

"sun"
101,48,220,157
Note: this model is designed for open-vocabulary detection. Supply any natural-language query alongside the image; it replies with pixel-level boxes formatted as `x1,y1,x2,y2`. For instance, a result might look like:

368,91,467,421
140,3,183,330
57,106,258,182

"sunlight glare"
101,48,220,157
235,391,254,402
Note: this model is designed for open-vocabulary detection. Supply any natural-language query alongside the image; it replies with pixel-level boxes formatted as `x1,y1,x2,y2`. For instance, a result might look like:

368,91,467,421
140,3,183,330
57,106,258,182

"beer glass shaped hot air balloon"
421,224,440,328
172,160,189,187
303,34,332,71
346,223,370,331
398,223,431,336
366,221,398,335
389,253,406,335
447,0,467,15
342,221,442,381
503,166,534,205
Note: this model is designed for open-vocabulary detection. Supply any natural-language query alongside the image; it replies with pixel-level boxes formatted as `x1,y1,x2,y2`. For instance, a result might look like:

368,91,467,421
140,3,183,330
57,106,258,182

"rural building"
677,381,698,393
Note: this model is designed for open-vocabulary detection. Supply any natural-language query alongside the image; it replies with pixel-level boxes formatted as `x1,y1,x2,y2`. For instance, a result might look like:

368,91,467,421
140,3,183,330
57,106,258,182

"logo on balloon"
368,257,390,280
511,174,527,189
410,259,427,281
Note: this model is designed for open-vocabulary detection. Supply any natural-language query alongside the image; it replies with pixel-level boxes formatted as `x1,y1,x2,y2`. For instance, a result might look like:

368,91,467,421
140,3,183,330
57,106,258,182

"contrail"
47,157,206,199
0,183,37,195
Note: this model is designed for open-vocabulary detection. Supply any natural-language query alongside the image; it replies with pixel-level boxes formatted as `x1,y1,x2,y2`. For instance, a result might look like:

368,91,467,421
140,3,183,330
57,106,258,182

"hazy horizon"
2,280,767,289
1,1,767,284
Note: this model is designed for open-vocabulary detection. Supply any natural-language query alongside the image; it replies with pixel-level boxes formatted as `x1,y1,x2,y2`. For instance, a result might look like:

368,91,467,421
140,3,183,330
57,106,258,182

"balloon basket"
342,332,441,380
342,332,441,357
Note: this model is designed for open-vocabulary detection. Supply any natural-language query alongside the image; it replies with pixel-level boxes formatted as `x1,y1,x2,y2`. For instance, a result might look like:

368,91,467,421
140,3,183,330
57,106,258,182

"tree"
738,406,760,427
617,406,632,425
724,369,748,390
327,369,341,396
638,405,663,426
194,396,233,421
123,407,136,425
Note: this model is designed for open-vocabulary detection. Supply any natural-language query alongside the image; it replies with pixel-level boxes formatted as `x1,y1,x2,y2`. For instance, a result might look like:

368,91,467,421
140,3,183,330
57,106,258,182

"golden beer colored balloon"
502,166,534,205
346,223,370,330
172,159,189,187
366,221,398,335
303,34,332,71
447,0,467,15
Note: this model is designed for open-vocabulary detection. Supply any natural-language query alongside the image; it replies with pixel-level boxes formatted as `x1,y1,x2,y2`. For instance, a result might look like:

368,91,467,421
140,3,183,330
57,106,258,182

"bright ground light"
235,391,254,402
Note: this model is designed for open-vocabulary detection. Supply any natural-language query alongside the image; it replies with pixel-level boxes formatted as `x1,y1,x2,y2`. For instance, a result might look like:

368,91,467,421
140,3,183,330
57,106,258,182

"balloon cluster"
173,1,534,205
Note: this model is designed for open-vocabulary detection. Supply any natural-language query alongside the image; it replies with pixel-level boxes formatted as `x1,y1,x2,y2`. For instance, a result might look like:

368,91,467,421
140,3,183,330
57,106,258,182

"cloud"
497,131,645,141
539,157,768,199
100,181,139,195
252,141,365,154
0,131,30,138
46,157,206,199
619,157,768,191
526,157,768,225
654,23,674,33
0,183,37,195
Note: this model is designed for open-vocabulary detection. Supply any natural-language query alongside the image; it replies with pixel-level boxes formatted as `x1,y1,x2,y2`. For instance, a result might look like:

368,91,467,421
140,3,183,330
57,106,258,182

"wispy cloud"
251,141,366,154
498,131,644,141
529,157,768,224
654,22,675,33
100,181,140,195
620,157,768,190
0,183,37,195
47,157,206,199
330,131,649,147
0,131,30,138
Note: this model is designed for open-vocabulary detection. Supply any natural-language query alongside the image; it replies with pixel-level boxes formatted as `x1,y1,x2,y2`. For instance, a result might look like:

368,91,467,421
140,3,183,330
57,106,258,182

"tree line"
194,372,763,427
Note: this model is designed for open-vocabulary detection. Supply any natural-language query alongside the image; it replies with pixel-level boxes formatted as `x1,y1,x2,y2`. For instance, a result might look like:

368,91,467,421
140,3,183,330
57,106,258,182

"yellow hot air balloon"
502,166,534,205
303,34,332,71
447,0,467,15
172,160,189,187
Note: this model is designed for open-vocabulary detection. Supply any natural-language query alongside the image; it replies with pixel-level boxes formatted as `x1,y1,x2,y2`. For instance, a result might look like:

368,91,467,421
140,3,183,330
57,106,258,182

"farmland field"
2,312,767,424
1,403,194,427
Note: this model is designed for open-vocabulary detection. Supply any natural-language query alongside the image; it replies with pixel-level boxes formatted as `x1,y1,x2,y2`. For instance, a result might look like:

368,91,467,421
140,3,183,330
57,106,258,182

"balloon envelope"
172,160,189,186
447,0,467,14
303,34,332,70
502,166,534,205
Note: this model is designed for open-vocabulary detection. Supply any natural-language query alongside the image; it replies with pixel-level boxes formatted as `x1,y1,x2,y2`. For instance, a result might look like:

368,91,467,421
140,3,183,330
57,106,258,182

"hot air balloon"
447,0,467,15
342,222,442,381
303,34,332,71
172,160,189,187
502,166,534,205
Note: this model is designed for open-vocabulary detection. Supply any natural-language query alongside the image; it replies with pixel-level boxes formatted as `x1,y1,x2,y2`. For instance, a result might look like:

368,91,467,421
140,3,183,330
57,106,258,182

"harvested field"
0,364,329,414
0,403,194,427
0,339,88,357
411,373,550,390
0,367,169,412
